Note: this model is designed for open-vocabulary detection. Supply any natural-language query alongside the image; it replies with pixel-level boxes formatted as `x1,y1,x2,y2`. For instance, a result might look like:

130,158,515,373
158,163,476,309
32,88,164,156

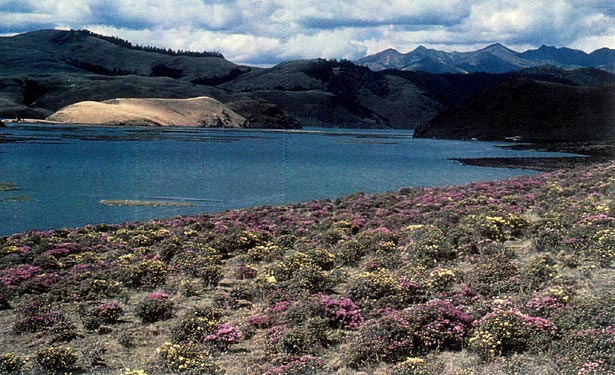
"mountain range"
357,44,615,74
0,29,614,138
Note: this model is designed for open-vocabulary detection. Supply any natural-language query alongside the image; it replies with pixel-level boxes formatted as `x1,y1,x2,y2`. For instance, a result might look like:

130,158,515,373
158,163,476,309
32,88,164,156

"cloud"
86,25,283,65
281,28,368,60
1,0,614,64
295,0,472,28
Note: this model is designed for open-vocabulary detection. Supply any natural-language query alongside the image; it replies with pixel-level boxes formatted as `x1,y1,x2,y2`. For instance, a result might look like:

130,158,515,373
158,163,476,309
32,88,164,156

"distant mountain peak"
482,43,514,52
358,43,615,74
538,44,557,51
380,48,402,54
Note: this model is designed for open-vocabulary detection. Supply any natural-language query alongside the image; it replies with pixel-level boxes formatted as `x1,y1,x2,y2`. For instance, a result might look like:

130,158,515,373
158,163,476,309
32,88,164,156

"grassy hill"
3,29,613,130
0,162,614,374
413,79,615,142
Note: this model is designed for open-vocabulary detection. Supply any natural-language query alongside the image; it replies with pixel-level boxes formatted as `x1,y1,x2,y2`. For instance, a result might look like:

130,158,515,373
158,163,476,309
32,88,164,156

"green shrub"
344,310,414,367
156,342,223,374
333,239,366,266
345,269,398,304
35,346,78,373
469,253,520,296
286,264,331,294
80,301,123,330
78,277,121,299
278,318,331,355
521,254,559,291
127,259,168,288
171,305,222,343
135,293,174,323
589,228,615,266
469,307,554,360
0,352,25,374
406,225,455,264
390,357,435,375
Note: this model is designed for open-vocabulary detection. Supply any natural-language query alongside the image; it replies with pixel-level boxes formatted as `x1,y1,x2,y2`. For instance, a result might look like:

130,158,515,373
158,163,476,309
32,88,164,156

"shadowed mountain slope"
1,29,614,130
414,79,615,142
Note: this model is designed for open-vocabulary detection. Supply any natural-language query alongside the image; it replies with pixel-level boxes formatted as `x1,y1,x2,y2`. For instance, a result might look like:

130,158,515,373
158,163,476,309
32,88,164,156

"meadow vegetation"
0,162,614,374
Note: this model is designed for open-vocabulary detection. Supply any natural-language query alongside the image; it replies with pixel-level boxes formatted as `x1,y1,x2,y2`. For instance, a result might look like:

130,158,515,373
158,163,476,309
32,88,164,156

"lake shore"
454,140,615,171
0,161,613,374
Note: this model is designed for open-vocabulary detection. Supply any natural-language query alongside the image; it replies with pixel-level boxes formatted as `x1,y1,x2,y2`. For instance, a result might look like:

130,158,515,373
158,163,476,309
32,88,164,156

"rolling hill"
413,79,615,142
1,29,614,132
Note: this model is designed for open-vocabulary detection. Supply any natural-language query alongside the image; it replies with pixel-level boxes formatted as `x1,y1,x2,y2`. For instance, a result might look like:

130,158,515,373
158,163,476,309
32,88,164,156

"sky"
1,0,614,66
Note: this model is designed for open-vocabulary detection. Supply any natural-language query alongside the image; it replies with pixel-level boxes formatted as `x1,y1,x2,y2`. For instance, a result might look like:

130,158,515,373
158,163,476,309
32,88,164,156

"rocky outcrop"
46,96,247,127
227,99,301,129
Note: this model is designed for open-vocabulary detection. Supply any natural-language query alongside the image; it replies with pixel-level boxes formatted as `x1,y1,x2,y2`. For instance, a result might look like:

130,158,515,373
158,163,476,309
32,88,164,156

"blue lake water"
0,124,575,236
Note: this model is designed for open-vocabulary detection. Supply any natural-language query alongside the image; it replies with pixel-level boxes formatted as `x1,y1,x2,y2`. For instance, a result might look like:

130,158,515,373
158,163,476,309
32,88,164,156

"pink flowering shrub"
267,324,289,344
526,286,572,317
248,314,272,329
319,295,363,330
13,299,66,333
406,299,473,352
0,264,41,286
344,309,415,367
262,356,324,375
205,322,242,350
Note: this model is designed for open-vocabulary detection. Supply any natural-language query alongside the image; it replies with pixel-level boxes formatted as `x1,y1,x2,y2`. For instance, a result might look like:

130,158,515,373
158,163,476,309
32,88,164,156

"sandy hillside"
46,96,247,127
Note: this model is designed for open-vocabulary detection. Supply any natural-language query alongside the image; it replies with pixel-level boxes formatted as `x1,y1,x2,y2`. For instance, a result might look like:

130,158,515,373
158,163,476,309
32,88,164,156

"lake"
0,124,575,236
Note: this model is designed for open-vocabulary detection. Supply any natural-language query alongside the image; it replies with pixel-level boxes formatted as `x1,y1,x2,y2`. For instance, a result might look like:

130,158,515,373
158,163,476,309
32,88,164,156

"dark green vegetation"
414,79,615,142
358,43,615,73
2,29,614,130
0,162,614,374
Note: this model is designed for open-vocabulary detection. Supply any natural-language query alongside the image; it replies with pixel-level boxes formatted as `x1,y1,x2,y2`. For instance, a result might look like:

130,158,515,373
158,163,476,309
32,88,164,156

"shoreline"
0,161,613,374
454,140,615,171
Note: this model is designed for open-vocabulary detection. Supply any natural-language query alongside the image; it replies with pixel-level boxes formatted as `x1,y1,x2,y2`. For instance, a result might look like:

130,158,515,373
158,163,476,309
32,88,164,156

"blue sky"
1,0,614,65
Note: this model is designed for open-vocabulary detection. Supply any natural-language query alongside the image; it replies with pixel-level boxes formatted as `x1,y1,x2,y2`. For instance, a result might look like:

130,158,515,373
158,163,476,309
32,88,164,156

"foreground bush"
469,305,554,360
136,292,174,323
156,342,223,374
262,356,324,375
35,346,78,373
0,162,613,374
0,352,25,374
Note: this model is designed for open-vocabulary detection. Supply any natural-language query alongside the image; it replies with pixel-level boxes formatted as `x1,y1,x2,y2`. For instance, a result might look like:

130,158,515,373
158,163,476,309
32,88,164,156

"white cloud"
281,28,368,60
1,0,614,64
86,25,283,65
287,0,472,27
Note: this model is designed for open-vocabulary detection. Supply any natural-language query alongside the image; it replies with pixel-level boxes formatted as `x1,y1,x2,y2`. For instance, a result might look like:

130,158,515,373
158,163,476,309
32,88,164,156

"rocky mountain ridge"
358,43,615,74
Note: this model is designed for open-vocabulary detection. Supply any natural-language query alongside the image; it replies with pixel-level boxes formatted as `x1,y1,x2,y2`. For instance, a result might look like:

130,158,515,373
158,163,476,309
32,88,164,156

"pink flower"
147,292,169,300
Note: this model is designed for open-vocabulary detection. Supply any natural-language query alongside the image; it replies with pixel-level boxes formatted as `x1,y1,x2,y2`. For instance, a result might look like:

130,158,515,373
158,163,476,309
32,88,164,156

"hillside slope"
1,29,614,130
0,162,614,374
413,79,615,142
